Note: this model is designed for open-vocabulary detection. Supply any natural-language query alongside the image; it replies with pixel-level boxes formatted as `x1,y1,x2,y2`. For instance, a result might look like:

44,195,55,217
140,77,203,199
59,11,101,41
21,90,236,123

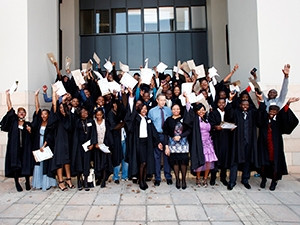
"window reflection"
80,10,94,35
128,9,141,32
176,7,190,30
159,7,174,31
112,9,127,33
144,8,157,31
191,6,206,29
96,10,109,33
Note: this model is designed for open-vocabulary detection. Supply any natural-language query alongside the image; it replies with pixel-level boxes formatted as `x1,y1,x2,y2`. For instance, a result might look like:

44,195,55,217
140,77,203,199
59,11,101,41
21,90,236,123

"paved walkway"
0,173,300,225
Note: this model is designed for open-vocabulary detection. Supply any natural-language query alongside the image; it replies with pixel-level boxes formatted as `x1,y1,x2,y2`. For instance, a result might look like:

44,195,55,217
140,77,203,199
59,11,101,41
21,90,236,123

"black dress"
0,108,34,178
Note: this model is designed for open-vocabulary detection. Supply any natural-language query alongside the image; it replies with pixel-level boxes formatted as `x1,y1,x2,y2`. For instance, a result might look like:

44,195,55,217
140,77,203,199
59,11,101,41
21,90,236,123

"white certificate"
107,80,121,93
97,78,110,96
71,69,86,87
156,62,168,73
93,52,101,64
82,140,91,152
32,146,53,162
140,68,153,85
53,81,67,97
221,122,237,129
120,72,138,89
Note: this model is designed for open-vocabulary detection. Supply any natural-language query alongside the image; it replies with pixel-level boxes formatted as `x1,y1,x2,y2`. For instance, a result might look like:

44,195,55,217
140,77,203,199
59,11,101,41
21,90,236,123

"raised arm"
5,90,12,111
52,85,57,113
277,64,290,106
223,64,239,83
35,89,40,114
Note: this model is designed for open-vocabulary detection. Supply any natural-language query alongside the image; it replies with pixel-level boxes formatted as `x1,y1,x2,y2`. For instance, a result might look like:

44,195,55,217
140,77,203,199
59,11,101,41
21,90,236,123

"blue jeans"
154,133,172,181
113,140,128,180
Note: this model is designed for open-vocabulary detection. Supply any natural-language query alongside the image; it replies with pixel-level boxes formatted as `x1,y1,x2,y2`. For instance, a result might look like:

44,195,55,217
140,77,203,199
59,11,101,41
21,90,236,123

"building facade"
0,0,300,175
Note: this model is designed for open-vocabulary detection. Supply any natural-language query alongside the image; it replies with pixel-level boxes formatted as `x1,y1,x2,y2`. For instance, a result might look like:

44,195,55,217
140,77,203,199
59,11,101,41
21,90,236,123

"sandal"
202,179,208,188
58,180,67,191
196,177,201,187
65,178,75,189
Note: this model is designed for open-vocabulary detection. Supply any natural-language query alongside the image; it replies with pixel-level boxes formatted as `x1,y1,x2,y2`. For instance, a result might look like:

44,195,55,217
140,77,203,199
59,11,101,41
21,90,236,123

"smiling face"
196,106,206,118
173,86,181,96
172,104,181,117
217,98,226,111
41,110,49,122
17,108,26,119
156,95,166,108
240,100,249,112
81,108,89,120
140,105,148,117
268,89,278,100
96,96,105,107
95,110,104,121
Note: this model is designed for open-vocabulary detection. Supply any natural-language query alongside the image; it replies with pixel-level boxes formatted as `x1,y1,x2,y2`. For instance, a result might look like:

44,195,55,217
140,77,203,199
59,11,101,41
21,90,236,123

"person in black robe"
257,98,299,190
225,92,262,190
164,104,190,189
0,90,34,192
31,89,56,190
72,107,97,191
106,99,127,184
208,98,231,186
48,92,74,191
93,108,113,188
125,103,160,190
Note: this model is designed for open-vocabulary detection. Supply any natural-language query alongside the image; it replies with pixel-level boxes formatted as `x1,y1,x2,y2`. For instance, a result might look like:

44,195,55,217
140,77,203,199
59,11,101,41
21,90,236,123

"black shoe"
182,180,187,190
210,179,216,186
114,180,120,184
139,182,146,190
166,179,173,185
100,179,106,188
154,180,160,186
175,180,180,189
25,181,31,191
260,178,267,189
144,181,148,189
84,180,90,191
77,179,83,191
96,180,101,186
132,177,138,184
15,181,23,192
242,181,251,189
220,179,228,186
269,180,277,191
227,183,235,190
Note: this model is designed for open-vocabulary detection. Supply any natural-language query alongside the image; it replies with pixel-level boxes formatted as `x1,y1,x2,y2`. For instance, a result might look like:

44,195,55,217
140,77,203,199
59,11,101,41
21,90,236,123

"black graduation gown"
93,119,113,178
208,109,231,169
71,118,97,177
125,110,158,177
183,108,205,171
257,103,299,180
31,110,56,178
0,109,34,177
48,110,73,172
106,110,123,167
225,102,260,168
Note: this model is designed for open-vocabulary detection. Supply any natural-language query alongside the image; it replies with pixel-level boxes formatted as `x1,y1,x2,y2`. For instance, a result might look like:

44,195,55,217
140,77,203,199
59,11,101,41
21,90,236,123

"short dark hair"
269,105,280,112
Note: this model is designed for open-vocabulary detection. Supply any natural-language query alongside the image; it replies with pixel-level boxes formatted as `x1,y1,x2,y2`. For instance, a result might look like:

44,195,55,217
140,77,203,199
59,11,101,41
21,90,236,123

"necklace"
81,120,88,134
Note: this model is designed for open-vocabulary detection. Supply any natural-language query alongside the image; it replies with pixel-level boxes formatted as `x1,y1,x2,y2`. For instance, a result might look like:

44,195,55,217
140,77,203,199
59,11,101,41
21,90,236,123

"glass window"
144,8,158,32
112,9,127,33
80,10,94,35
176,7,189,30
96,10,109,33
191,6,206,29
128,9,141,32
159,7,175,31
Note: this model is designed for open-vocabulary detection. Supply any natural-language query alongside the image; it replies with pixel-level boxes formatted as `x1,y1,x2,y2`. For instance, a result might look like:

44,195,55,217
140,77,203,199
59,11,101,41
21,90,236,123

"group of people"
1,60,298,193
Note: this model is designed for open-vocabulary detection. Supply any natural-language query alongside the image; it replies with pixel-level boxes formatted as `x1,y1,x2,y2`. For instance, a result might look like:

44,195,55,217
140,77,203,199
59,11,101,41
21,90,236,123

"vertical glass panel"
96,10,109,33
176,7,189,30
128,9,141,32
112,9,127,33
159,7,175,31
191,6,206,29
80,10,94,35
144,8,158,32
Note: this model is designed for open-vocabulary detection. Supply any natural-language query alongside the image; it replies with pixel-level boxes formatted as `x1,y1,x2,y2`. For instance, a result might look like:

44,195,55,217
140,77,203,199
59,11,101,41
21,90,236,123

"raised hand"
287,97,300,105
282,64,290,78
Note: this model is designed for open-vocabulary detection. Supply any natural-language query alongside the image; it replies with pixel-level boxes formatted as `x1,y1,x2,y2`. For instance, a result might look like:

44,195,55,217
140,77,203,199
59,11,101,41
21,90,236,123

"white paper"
65,56,71,70
119,61,129,72
181,82,194,95
181,62,191,73
82,140,91,152
144,58,149,68
97,78,110,96
99,143,111,153
156,62,168,73
187,59,196,70
229,84,240,93
93,71,103,79
93,52,101,64
9,81,18,95
108,80,121,93
87,59,93,71
120,72,138,89
140,68,153,85
221,122,237,129
53,81,67,97
173,66,184,75
208,66,219,78
195,64,206,78
71,69,86,87
32,146,53,162
104,60,113,73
